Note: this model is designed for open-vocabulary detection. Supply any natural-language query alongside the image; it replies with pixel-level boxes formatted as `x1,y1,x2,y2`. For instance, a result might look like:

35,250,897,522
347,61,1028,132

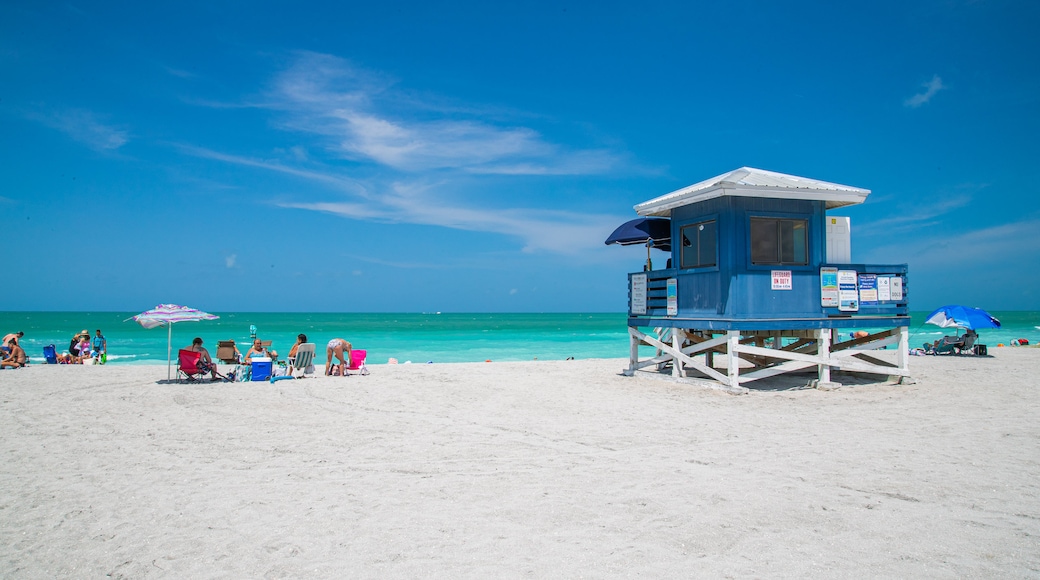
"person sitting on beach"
325,338,353,376
77,335,92,364
1,331,23,355
244,339,277,364
288,334,307,361
186,337,220,381
68,330,91,363
1,338,26,368
68,334,82,362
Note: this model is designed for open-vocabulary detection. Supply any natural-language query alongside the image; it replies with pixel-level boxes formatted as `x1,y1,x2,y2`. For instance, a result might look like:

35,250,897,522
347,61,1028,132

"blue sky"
2,0,1038,312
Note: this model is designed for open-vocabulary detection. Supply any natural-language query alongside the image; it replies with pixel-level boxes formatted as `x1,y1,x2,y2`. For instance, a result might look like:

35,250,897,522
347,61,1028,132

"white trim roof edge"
634,167,871,216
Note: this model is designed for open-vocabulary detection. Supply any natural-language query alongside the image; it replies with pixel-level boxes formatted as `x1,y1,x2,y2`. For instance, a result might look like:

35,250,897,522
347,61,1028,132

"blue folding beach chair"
43,344,58,364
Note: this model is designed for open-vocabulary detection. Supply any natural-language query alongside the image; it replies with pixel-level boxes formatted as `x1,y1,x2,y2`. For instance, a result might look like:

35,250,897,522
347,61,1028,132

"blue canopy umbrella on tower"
605,217,671,270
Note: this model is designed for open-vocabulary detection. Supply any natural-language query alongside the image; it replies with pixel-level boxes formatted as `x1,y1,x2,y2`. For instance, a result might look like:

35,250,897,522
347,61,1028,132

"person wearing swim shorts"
1,338,26,368
325,338,352,376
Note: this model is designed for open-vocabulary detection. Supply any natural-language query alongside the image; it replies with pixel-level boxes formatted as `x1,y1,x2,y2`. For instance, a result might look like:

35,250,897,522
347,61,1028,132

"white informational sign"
858,274,878,305
631,274,647,315
820,267,839,307
891,277,904,301
838,270,859,312
666,278,678,316
771,270,793,290
877,276,891,301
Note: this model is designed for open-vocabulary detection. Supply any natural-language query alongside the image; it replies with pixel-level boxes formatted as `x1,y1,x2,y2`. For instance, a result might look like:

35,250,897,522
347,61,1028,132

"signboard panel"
838,270,859,312
891,277,904,301
877,276,891,302
666,278,678,316
771,270,792,290
820,267,839,307
859,274,878,305
631,274,647,315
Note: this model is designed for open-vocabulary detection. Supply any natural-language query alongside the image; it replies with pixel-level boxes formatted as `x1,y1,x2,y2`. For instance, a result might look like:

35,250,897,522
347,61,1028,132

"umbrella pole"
167,323,172,381
646,242,652,271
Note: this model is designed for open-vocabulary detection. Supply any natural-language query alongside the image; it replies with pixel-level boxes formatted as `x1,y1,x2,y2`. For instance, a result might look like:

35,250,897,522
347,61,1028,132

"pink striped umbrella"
127,304,219,379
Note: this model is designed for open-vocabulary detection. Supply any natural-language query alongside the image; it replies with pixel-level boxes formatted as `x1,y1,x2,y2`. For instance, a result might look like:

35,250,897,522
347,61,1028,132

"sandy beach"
2,351,1038,578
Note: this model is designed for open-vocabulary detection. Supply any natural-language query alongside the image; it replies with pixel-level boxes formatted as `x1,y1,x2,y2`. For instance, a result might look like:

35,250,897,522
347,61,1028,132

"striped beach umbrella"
127,304,220,380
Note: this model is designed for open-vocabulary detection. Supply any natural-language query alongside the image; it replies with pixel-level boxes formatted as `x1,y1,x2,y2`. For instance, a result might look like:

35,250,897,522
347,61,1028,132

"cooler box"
251,357,273,381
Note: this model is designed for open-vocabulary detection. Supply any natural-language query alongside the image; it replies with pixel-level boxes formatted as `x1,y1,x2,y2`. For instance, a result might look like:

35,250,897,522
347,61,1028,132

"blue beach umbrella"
605,217,671,269
925,305,1001,330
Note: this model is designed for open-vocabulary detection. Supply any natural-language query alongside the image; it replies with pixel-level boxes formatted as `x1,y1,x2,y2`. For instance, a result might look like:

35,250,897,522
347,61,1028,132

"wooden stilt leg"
818,328,831,384
672,330,682,377
627,327,638,376
726,331,740,389
894,326,909,383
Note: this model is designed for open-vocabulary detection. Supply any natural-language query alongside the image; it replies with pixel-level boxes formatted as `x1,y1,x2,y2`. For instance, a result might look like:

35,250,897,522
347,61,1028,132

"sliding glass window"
681,220,717,269
750,218,807,265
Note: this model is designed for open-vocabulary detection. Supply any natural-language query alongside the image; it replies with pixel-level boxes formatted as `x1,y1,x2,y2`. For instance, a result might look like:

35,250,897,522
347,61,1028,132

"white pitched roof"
635,167,870,217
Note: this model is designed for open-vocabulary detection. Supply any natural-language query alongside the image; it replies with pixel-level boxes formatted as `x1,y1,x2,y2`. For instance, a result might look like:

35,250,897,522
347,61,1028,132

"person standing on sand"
325,338,352,376
91,329,107,362
2,331,23,353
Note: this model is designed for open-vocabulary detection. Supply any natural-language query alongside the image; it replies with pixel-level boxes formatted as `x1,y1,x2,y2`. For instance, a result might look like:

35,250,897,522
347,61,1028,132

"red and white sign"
771,270,792,290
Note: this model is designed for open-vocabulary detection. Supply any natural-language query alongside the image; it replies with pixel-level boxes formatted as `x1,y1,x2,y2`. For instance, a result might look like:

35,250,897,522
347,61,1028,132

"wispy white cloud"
856,191,975,236
179,144,622,254
861,219,1040,269
179,52,633,255
164,66,195,79
904,75,946,108
27,108,129,150
265,51,622,174
176,144,371,197
225,254,237,268
279,184,622,255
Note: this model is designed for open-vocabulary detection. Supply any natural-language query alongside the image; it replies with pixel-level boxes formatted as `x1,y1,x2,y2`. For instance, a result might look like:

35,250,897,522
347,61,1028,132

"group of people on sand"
183,334,354,378
2,331,27,368
1,329,108,368
57,329,107,364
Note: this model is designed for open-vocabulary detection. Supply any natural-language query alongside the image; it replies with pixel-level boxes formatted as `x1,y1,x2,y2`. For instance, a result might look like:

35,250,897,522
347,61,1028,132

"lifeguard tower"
618,167,910,392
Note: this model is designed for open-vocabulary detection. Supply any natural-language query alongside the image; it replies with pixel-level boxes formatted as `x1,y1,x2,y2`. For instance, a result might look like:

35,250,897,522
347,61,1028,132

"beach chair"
43,344,58,364
216,340,240,364
288,343,316,378
177,349,206,383
924,335,964,355
345,349,370,376
959,332,977,355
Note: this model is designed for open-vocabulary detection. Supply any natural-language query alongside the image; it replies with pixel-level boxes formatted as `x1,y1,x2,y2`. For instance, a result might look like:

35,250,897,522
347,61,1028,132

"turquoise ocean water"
2,311,1038,365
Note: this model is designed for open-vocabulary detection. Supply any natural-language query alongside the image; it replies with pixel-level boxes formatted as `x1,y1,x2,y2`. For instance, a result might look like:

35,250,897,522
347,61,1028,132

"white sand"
2,351,1039,578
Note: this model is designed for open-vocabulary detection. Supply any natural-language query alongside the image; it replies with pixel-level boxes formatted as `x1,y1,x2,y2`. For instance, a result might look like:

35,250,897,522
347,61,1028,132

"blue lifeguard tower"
618,167,910,392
